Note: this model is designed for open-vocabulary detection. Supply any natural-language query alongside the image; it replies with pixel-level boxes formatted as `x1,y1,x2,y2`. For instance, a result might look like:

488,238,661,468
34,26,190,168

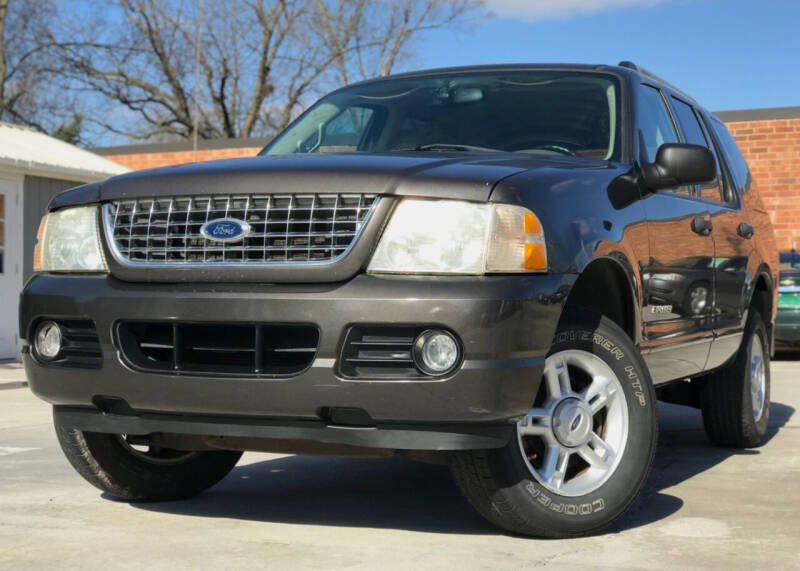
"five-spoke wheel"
450,315,657,538
518,350,628,496
749,334,766,422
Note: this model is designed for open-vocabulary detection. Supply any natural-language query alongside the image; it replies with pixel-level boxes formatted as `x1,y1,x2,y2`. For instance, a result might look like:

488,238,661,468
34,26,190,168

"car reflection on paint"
644,256,747,318
776,251,800,348
645,256,713,317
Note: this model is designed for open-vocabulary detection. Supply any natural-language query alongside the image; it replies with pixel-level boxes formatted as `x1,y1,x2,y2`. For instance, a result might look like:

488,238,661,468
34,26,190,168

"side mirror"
641,143,717,192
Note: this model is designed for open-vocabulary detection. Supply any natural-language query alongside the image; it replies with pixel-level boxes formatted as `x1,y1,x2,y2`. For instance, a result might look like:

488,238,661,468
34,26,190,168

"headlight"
33,206,108,272
651,273,684,281
367,199,546,275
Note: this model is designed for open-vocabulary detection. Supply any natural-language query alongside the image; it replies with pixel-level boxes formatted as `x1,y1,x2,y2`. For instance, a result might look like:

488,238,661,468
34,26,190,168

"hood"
50,152,614,209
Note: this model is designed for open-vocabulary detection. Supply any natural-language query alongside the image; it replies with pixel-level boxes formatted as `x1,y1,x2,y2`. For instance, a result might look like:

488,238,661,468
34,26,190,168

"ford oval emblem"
200,218,251,243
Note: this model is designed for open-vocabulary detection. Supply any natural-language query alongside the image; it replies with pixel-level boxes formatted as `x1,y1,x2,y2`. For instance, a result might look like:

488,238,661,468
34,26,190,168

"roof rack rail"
617,60,694,101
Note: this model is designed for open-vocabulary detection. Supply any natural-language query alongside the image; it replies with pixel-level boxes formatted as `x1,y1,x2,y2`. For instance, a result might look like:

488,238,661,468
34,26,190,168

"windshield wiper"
395,143,506,153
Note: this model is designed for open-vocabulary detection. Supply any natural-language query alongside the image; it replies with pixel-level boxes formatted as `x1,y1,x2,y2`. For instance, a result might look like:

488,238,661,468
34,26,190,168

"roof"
93,137,270,156
0,122,129,180
340,62,623,91
617,60,697,102
714,106,800,122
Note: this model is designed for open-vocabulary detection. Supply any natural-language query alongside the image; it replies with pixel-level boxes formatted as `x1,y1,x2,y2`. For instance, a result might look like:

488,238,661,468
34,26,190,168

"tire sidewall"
55,421,242,501
490,316,657,534
742,313,771,442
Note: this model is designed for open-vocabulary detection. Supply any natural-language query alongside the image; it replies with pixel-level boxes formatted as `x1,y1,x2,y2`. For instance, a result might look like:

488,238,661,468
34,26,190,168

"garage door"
0,178,22,359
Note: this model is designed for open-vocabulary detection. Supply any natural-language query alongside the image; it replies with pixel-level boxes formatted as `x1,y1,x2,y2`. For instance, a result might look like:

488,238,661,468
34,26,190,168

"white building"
0,122,129,359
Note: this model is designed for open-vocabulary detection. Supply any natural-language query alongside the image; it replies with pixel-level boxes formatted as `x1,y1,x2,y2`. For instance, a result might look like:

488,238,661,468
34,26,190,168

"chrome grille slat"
105,193,377,266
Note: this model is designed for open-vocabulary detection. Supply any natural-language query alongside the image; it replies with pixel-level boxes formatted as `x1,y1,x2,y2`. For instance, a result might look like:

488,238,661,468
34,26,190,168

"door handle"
737,222,754,239
691,215,712,236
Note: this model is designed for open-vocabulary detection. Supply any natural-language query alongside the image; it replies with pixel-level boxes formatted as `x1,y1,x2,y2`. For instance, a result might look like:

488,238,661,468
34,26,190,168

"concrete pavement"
0,360,798,570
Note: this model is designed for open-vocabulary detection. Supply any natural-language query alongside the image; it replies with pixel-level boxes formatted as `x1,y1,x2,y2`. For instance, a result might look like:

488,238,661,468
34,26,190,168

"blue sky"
418,0,800,112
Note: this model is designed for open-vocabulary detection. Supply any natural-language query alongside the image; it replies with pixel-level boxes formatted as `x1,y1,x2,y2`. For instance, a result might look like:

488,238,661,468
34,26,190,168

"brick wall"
102,146,263,171
726,118,800,252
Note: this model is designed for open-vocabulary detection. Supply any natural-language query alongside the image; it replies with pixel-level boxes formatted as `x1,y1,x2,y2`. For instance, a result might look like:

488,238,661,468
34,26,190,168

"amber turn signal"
32,216,48,272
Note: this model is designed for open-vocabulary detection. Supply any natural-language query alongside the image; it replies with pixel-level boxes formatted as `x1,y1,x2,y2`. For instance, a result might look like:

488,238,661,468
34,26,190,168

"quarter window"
670,97,724,202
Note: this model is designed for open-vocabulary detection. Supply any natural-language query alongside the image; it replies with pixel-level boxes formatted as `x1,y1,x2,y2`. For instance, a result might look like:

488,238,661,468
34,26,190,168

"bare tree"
315,0,479,85
0,0,83,141
51,0,483,142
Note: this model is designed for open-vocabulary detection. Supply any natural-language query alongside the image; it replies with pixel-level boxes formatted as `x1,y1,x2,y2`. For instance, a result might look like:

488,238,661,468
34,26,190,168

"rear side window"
709,118,751,193
670,97,724,202
638,85,679,164
671,98,706,146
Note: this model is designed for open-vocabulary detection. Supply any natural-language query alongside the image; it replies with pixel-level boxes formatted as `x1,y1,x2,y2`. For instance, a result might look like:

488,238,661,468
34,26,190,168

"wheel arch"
750,264,775,352
558,256,641,344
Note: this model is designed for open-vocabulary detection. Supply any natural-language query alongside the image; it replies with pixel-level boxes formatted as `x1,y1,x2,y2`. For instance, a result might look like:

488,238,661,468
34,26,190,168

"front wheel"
450,315,657,538
55,413,242,502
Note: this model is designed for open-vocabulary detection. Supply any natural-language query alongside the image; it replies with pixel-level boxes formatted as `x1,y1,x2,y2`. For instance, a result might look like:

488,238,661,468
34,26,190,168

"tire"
55,414,242,501
449,315,657,538
701,309,770,448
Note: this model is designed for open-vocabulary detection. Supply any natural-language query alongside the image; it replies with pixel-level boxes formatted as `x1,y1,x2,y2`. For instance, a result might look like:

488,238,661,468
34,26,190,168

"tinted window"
638,85,679,162
671,98,706,146
670,98,724,202
710,118,751,193
264,71,622,160
637,85,680,189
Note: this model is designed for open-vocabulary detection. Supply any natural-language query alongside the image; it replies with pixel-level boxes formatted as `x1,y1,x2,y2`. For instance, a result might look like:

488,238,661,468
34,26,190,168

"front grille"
339,326,426,379
34,320,102,369
105,194,377,265
117,322,319,377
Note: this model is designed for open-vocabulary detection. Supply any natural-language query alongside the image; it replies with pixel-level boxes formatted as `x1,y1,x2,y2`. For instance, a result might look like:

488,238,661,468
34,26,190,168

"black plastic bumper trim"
54,406,514,451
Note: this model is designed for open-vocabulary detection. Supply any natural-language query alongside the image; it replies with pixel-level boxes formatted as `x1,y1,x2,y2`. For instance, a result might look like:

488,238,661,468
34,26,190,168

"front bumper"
21,273,573,450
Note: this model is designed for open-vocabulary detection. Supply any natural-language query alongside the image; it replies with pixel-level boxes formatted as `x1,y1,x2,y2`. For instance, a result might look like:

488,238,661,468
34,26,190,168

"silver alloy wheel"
750,334,766,422
118,435,196,465
517,350,629,497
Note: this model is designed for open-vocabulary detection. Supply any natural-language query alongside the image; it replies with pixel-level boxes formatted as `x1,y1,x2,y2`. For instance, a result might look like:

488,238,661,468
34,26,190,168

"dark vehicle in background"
776,251,800,347
20,62,777,538
645,256,714,317
645,255,749,318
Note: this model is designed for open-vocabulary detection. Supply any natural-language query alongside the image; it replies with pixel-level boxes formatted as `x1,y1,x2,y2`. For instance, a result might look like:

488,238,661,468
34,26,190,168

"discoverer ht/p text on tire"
55,415,242,502
449,315,657,538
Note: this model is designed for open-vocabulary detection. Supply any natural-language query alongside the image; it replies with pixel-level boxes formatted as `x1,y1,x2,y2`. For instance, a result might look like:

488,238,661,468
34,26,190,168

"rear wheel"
55,414,242,501
450,315,657,538
701,309,770,448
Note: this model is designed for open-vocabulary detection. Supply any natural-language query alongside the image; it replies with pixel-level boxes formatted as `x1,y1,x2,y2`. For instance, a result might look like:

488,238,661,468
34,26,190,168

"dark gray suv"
21,62,778,537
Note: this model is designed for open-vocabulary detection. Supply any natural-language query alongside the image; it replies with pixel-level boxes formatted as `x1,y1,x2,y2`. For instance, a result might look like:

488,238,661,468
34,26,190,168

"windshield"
262,70,622,160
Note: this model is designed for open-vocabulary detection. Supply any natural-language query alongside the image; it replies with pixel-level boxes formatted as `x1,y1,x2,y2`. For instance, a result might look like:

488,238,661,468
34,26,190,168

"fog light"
35,321,62,360
413,330,461,376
